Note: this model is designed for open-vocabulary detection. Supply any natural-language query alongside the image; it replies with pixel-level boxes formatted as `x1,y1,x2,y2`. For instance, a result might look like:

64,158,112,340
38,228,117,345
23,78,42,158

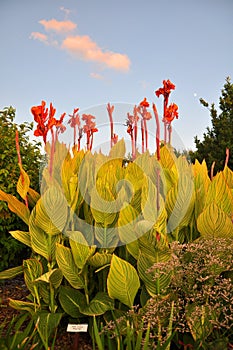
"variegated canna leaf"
10,230,31,247
107,254,140,307
205,172,233,215
56,243,85,289
29,208,60,262
166,172,195,232
68,230,96,269
0,190,30,224
197,202,233,238
35,186,68,235
0,265,23,280
17,164,30,200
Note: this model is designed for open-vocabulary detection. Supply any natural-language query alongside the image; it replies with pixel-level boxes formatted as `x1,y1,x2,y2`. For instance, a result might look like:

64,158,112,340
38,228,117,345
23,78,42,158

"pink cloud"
30,32,48,44
61,35,130,72
39,19,77,33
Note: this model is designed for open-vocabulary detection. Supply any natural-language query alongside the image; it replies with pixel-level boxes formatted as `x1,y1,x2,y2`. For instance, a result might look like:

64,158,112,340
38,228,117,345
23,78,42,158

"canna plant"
0,80,233,349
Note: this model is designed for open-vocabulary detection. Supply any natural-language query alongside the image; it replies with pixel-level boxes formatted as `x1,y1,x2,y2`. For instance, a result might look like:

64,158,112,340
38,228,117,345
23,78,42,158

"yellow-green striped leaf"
35,186,68,235
35,268,63,289
81,292,114,316
197,202,233,238
166,173,195,232
17,165,30,200
0,265,23,280
9,299,36,314
0,190,30,224
27,187,40,207
205,172,233,215
95,224,119,248
68,231,96,269
88,252,112,268
10,230,31,248
118,204,139,244
107,254,140,307
59,285,85,318
109,138,126,158
23,259,43,296
56,243,84,289
137,250,171,296
29,208,60,262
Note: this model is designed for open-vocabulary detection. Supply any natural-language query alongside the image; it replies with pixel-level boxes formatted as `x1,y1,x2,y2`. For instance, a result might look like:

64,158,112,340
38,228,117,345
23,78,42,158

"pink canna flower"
68,108,82,148
106,103,118,148
138,98,152,152
82,114,98,150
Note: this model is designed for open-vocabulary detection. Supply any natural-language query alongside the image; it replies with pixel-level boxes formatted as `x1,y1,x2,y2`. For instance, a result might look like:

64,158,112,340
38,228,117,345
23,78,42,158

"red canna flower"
31,100,48,124
31,101,66,144
155,80,177,145
164,103,179,123
112,133,118,145
155,79,175,98
140,97,150,108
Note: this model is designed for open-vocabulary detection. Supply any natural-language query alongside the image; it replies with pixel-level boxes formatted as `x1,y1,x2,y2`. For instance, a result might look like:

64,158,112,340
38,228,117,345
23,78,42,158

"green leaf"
59,285,86,318
81,292,114,316
9,230,31,248
107,254,140,307
88,252,112,268
9,299,36,314
35,268,63,289
186,304,215,341
141,178,167,235
33,311,63,348
126,240,139,260
23,259,43,296
0,265,23,280
56,243,84,289
93,315,105,350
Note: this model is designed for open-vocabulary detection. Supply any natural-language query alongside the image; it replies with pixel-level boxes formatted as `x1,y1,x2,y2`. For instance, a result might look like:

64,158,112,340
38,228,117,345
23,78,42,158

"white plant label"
67,324,88,332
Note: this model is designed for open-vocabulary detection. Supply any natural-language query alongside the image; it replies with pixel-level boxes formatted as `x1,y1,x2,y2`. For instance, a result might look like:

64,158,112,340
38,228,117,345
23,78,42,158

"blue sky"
1,0,233,151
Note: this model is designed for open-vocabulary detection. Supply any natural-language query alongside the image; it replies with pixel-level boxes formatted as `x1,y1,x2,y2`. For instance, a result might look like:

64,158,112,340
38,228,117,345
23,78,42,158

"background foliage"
0,107,41,271
190,77,233,172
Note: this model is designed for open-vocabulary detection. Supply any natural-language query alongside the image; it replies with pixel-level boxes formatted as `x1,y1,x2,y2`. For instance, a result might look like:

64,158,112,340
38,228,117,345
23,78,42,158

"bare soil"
0,276,93,349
